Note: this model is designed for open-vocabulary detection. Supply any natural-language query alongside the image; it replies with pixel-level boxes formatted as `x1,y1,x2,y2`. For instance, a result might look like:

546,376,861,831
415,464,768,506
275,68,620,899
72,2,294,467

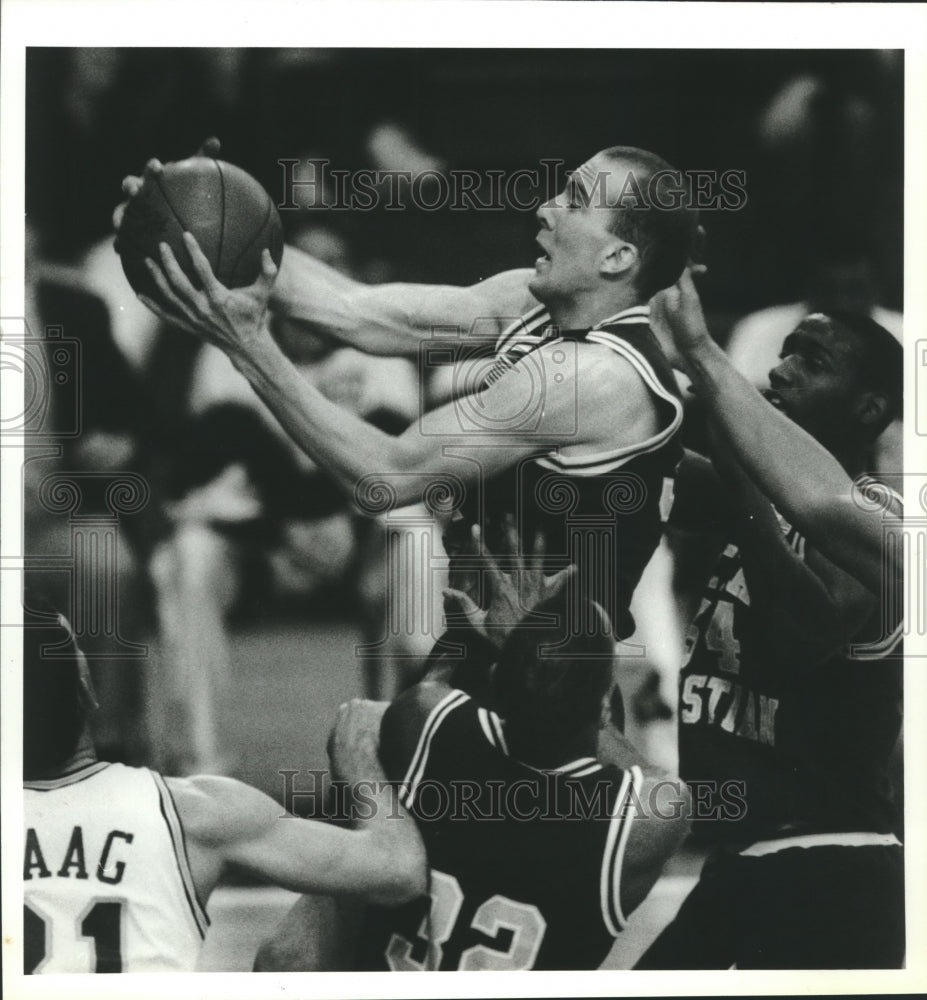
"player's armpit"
776,543,879,661
668,450,735,534
732,489,880,660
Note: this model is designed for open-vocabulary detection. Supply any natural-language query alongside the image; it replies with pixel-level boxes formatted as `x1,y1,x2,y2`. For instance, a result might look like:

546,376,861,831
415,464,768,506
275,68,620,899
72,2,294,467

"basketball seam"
154,174,194,245
227,198,274,280
215,158,227,276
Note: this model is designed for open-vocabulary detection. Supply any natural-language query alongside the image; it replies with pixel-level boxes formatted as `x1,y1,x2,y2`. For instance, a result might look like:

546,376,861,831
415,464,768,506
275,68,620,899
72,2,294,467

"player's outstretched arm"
164,700,427,907
706,423,878,661
115,152,537,357
654,270,899,596
273,249,539,357
139,241,655,507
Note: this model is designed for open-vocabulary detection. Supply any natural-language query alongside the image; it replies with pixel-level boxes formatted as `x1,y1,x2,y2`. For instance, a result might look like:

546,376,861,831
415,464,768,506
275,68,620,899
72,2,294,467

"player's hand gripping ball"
116,157,284,302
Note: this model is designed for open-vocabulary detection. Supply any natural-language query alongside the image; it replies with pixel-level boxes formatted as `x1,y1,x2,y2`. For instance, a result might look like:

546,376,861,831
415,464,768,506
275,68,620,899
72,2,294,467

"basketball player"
121,147,697,650
257,586,691,971
22,597,426,973
636,284,905,968
653,269,903,594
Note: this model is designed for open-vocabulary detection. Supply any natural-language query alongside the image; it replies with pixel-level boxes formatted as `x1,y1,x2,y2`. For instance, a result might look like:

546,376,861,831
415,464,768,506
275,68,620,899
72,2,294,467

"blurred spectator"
725,247,903,473
748,52,903,307
24,221,153,763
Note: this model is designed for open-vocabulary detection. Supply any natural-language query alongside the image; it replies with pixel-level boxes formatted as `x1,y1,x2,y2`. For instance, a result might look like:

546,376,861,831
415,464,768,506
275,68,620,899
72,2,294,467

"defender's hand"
327,699,389,782
443,520,576,648
650,268,712,358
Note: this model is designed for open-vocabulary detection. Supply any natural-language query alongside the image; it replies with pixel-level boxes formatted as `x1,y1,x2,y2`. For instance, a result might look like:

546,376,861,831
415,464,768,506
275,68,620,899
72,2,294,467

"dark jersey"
677,494,903,845
447,304,683,639
359,688,644,971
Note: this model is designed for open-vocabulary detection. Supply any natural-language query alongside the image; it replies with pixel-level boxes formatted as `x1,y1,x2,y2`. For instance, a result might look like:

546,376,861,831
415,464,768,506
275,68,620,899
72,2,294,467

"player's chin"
527,270,551,301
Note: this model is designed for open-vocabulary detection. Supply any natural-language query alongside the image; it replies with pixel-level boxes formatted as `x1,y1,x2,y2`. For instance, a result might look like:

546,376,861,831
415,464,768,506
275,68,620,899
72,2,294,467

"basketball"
116,157,284,300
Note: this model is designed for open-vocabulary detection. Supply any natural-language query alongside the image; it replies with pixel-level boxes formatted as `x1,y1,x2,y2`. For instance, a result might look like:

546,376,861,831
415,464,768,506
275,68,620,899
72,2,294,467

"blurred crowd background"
22,48,904,787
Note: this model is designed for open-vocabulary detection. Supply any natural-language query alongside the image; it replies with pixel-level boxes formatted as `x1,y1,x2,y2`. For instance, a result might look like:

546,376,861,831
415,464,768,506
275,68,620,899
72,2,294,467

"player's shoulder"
564,319,673,392
387,679,464,717
540,336,648,399
471,268,539,325
380,683,474,780
161,773,271,844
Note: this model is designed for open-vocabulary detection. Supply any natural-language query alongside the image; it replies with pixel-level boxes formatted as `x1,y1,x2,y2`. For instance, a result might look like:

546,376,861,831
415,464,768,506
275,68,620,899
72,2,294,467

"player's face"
764,315,868,447
529,153,634,306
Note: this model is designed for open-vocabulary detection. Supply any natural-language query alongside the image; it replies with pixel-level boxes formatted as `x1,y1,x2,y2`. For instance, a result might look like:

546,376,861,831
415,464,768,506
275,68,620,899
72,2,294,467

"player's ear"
599,695,611,730
855,389,889,429
601,239,638,279
76,648,99,711
602,683,624,733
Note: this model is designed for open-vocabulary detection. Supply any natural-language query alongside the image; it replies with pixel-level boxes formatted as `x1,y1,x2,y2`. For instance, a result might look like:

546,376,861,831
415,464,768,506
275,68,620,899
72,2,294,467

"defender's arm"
165,701,427,907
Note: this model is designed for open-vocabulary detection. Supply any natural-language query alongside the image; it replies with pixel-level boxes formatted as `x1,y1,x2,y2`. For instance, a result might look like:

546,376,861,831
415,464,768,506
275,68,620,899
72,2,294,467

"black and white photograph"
2,2,926,996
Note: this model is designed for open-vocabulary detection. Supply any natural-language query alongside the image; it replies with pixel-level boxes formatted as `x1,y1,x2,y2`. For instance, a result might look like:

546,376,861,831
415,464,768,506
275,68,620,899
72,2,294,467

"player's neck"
30,730,99,781
546,286,644,332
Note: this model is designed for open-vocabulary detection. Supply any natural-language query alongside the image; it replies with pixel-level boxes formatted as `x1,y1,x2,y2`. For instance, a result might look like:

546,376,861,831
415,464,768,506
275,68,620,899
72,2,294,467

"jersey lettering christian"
679,501,903,844
360,689,644,971
453,305,684,639
23,762,208,973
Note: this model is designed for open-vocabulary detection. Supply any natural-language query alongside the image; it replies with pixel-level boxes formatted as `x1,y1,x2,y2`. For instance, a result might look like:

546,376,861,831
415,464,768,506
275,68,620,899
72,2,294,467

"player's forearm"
273,252,536,358
270,246,379,348
230,331,426,506
331,739,428,904
271,246,447,358
352,796,429,905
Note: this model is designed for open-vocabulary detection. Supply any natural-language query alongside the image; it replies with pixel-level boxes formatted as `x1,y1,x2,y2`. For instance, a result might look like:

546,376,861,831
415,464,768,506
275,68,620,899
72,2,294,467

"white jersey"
24,761,209,973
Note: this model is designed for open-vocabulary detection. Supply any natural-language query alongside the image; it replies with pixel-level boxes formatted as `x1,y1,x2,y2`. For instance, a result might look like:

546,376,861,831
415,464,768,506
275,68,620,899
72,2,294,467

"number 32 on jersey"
387,871,546,971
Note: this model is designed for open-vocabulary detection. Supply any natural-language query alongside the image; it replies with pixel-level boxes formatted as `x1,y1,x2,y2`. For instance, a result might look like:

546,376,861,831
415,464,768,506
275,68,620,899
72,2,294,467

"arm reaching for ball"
115,146,538,357
136,233,657,509
272,252,538,357
652,269,901,596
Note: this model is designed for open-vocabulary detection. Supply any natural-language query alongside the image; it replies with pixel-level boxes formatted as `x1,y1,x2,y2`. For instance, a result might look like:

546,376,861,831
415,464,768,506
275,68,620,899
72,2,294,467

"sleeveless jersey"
359,689,644,971
451,304,683,639
677,489,903,846
23,762,209,973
